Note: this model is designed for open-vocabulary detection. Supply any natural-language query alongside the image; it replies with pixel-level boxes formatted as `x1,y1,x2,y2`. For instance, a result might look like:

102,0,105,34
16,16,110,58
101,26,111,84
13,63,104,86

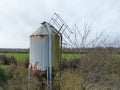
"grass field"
62,53,85,60
0,52,84,61
0,53,29,60
0,52,120,61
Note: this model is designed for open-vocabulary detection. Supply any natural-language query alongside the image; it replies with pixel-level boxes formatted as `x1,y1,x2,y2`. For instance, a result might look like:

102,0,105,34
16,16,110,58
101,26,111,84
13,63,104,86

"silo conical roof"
31,22,49,36
30,22,61,37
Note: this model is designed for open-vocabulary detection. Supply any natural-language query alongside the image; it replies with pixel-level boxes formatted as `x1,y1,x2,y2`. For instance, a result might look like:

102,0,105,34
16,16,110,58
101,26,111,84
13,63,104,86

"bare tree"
63,22,103,55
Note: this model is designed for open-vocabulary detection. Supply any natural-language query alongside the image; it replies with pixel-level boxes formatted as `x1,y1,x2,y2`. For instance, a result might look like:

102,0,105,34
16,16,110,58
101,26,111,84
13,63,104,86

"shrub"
60,47,120,89
0,67,7,82
23,59,29,68
0,55,8,65
0,55,17,65
61,58,70,70
69,58,81,69
8,56,17,65
5,64,16,79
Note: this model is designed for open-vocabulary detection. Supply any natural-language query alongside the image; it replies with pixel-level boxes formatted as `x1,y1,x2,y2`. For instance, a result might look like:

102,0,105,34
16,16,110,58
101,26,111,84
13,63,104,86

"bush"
61,58,70,70
61,47,120,89
5,64,16,79
61,58,81,70
69,58,81,69
23,59,29,68
8,56,17,65
0,55,17,65
0,55,8,65
0,67,7,82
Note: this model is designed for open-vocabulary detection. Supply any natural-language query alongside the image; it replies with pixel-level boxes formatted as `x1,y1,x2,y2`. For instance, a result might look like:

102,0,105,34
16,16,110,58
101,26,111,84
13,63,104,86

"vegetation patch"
0,53,29,61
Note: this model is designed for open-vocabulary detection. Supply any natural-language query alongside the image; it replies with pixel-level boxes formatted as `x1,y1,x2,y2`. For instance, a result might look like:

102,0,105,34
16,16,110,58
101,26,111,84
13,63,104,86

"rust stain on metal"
30,35,47,38
39,35,45,38
30,62,38,70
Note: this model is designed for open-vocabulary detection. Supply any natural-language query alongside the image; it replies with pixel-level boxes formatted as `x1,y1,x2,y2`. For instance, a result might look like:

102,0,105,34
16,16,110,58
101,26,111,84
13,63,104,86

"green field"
62,53,85,60
0,53,29,60
0,52,84,61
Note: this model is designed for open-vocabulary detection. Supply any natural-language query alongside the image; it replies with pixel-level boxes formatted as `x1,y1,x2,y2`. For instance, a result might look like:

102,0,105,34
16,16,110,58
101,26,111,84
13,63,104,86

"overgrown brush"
60,47,120,89
0,55,17,65
0,47,120,90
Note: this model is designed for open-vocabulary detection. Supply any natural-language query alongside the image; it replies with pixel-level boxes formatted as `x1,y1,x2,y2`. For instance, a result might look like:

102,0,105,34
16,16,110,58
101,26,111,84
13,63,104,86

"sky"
0,0,120,48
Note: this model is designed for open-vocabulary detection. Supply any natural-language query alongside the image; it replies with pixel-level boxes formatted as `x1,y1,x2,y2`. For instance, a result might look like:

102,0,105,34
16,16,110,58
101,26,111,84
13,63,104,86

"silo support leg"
28,68,31,90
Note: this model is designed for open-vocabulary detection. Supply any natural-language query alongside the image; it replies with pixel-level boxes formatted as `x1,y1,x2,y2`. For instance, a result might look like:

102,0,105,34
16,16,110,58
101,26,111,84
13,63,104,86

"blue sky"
0,0,120,48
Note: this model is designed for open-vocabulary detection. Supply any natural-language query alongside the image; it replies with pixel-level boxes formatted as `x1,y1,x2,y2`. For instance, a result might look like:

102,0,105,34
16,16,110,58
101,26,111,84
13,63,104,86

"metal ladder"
49,13,73,46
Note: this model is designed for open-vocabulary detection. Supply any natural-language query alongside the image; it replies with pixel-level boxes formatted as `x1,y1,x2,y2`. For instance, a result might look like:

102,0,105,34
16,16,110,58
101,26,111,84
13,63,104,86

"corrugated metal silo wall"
54,35,60,70
30,35,49,71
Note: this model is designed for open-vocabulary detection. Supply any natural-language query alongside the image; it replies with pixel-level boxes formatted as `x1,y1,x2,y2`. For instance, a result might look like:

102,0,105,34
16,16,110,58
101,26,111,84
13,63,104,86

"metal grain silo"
29,22,61,71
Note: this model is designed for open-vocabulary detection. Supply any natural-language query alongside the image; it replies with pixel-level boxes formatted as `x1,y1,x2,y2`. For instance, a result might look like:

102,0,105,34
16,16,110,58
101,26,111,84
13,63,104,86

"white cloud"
0,0,120,48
